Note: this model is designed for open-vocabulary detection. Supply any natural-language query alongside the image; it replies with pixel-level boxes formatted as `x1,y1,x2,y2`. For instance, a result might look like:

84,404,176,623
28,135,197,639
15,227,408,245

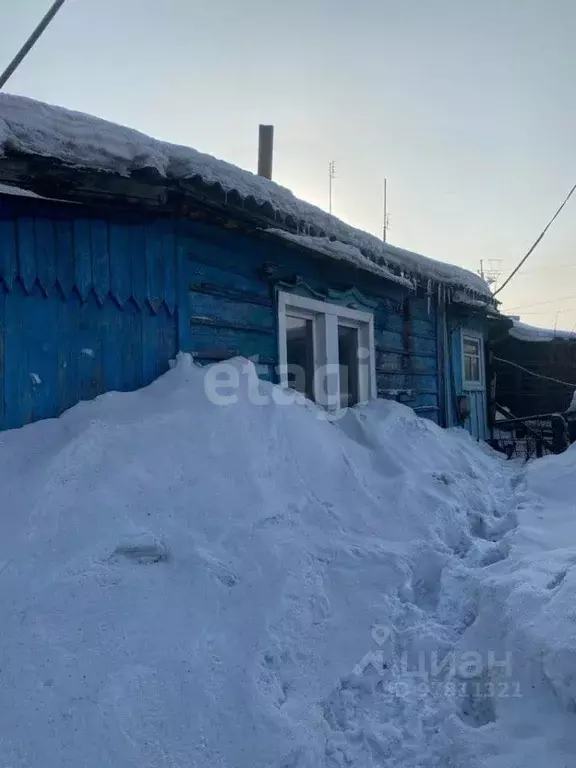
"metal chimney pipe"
257,125,274,180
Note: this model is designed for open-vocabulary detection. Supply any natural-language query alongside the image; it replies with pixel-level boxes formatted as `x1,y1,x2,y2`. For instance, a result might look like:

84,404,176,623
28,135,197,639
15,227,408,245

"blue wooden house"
0,94,493,438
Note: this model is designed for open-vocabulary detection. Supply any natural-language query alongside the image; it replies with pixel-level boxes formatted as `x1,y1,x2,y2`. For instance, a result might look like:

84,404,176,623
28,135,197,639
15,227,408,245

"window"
461,333,484,388
285,314,315,400
338,323,360,408
278,292,375,409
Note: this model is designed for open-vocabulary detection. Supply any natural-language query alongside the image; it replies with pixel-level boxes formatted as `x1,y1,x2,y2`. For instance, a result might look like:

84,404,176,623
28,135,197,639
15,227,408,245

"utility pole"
382,177,389,242
328,160,336,214
479,259,503,290
0,0,68,91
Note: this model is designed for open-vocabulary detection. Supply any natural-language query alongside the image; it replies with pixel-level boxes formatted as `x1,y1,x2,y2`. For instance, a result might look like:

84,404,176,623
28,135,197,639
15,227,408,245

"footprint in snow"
112,532,168,564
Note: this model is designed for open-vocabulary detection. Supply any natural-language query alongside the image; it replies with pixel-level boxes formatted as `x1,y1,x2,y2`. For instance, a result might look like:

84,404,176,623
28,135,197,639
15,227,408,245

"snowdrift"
461,444,576,767
0,355,573,767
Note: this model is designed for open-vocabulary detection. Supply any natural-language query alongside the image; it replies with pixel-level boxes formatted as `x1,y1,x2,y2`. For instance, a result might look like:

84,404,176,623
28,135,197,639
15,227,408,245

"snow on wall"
509,319,576,342
0,93,491,297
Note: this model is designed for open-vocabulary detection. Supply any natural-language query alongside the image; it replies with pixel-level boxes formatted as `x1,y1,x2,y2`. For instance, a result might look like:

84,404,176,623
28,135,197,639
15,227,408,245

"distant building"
0,94,493,437
489,318,576,418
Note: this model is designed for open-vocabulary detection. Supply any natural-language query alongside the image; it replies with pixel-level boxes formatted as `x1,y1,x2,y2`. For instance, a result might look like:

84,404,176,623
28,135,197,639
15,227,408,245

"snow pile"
3,354,576,767
459,446,576,767
509,319,576,342
0,353,524,768
0,93,490,297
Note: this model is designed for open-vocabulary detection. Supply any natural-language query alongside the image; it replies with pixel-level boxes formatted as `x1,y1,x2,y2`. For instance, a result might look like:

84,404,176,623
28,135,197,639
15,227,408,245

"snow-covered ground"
0,356,574,767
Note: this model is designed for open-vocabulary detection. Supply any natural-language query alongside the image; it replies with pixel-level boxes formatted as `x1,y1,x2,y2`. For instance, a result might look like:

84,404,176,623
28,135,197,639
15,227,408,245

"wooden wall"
0,197,182,430
178,219,442,421
0,193,443,430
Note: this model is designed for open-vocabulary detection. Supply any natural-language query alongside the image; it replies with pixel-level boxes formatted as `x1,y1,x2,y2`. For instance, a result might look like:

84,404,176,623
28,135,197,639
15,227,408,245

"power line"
515,310,572,316
0,0,68,91
505,293,576,311
493,181,576,298
493,356,576,388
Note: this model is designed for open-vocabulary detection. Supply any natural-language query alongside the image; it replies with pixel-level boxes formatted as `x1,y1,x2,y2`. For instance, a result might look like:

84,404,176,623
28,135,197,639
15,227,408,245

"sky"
1,0,575,330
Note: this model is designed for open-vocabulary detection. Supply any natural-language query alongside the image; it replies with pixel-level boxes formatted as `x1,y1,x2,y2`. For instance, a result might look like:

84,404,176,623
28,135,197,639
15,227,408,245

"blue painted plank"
91,219,110,305
34,218,56,295
145,221,163,312
123,298,144,390
377,372,438,393
130,224,146,308
377,373,411,391
141,304,163,385
57,291,79,415
101,297,124,394
374,312,404,334
16,218,36,293
189,291,275,331
375,351,403,372
55,219,74,298
185,231,278,276
25,288,59,423
77,293,104,401
189,323,277,362
73,220,93,300
162,227,176,313
410,355,438,374
408,374,438,392
409,317,436,340
0,218,17,291
186,260,270,300
410,336,437,357
159,303,178,372
412,393,439,408
374,329,404,353
176,241,190,353
4,283,33,427
109,222,131,306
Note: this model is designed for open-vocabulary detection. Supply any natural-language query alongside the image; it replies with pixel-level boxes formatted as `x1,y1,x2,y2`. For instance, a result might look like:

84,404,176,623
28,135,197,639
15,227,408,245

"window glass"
463,336,481,383
464,338,480,357
338,324,359,408
279,292,374,408
286,315,315,400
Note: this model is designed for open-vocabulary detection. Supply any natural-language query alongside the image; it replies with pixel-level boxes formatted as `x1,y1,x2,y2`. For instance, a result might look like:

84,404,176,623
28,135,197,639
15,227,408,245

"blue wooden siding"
0,194,448,430
443,309,488,440
0,199,179,430
178,220,441,422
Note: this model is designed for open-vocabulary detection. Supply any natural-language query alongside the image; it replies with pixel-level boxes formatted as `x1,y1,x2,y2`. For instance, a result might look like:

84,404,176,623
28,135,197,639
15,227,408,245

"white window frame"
461,330,485,390
278,291,376,409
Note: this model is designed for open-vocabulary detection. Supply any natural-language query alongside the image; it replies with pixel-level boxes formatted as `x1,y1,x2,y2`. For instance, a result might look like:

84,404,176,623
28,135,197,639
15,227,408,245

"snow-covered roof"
509,319,576,342
0,182,44,198
265,230,415,289
0,93,491,298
